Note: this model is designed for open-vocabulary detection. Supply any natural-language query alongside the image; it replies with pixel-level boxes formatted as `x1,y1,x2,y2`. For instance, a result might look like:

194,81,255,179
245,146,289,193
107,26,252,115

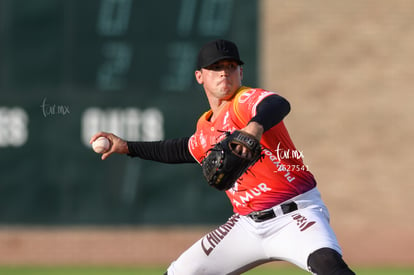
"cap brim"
199,56,244,69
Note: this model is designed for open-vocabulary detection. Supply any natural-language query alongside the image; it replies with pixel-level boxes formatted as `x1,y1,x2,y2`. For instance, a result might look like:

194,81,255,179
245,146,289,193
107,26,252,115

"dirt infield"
0,226,412,267
0,227,206,266
0,227,206,265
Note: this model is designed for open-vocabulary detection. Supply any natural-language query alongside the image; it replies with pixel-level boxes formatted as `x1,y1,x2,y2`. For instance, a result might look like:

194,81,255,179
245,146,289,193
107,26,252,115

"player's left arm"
241,94,291,140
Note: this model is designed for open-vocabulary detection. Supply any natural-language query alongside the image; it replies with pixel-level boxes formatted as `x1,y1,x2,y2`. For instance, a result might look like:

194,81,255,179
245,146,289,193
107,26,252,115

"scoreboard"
0,0,258,224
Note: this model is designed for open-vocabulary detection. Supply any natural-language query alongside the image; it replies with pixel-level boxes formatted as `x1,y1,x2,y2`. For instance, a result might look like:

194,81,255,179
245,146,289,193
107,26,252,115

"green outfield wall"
0,0,258,225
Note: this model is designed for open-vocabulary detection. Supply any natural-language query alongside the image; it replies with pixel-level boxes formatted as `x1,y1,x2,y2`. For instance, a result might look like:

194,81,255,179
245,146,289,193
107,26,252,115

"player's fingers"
101,150,113,160
233,144,250,158
89,132,104,144
232,144,243,155
245,148,252,159
241,146,252,158
89,132,110,144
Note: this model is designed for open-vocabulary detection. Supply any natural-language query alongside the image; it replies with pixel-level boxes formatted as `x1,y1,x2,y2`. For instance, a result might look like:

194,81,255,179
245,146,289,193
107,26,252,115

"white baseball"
92,136,110,154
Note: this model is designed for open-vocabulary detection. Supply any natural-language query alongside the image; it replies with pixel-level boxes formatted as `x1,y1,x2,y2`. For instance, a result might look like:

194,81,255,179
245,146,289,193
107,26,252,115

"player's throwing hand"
89,132,129,160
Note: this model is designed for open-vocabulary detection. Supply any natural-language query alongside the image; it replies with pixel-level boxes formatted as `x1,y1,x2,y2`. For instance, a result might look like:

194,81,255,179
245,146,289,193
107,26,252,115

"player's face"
196,60,243,101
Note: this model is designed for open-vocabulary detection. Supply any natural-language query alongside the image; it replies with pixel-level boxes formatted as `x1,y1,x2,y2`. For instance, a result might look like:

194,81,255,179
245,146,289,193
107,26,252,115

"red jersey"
188,86,316,215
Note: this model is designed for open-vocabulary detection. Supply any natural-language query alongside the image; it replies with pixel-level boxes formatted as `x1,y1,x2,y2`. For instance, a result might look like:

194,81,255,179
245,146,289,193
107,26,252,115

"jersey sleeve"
188,111,211,164
188,134,203,164
232,87,279,126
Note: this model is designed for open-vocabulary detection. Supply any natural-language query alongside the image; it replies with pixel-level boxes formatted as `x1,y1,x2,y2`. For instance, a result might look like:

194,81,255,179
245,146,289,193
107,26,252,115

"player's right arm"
89,132,196,163
127,138,196,163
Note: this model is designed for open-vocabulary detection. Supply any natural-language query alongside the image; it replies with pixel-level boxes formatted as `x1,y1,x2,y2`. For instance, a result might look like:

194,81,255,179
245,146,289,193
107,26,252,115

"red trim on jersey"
189,87,316,215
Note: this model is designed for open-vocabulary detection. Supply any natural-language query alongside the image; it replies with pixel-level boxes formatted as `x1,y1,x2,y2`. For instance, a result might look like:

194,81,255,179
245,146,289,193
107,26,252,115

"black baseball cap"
197,39,244,69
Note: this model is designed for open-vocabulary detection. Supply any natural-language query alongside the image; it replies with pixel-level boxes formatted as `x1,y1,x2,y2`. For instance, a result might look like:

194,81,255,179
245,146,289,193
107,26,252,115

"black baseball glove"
201,130,262,191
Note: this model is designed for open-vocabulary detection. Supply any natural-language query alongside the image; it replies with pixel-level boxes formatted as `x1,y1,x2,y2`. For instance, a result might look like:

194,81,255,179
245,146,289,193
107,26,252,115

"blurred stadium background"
0,0,413,272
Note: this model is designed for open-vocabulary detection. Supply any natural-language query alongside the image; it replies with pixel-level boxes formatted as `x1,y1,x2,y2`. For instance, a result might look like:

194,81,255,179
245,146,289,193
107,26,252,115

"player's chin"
218,85,236,98
217,78,233,88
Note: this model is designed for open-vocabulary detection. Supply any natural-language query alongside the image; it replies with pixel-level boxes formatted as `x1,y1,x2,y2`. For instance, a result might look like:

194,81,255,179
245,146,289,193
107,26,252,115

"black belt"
248,201,298,222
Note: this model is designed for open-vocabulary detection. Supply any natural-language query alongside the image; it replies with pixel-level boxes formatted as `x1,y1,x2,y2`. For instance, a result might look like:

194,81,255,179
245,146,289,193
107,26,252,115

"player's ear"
195,70,203,84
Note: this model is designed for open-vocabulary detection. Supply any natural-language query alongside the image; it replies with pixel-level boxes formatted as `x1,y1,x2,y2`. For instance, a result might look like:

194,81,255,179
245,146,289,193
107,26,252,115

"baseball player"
90,39,355,274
